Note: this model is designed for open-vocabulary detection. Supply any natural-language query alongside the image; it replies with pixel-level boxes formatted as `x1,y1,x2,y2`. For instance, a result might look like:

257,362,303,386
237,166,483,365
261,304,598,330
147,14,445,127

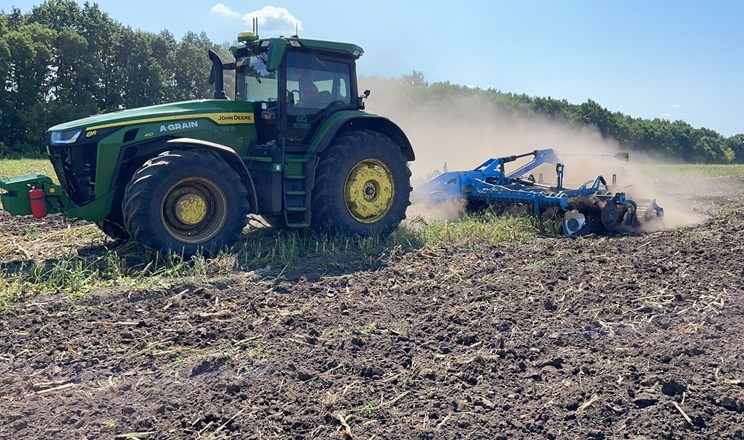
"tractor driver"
298,71,320,105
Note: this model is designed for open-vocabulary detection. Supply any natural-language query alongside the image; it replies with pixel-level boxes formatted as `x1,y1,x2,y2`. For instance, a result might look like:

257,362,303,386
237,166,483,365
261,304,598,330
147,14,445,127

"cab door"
284,50,354,148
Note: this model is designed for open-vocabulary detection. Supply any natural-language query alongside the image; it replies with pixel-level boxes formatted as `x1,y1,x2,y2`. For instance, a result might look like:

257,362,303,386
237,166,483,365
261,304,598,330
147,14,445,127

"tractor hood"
48,100,252,136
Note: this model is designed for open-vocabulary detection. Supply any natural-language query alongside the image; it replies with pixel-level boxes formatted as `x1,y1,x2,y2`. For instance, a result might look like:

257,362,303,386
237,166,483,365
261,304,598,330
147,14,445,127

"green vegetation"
0,158,55,178
0,1,232,158
0,210,549,309
0,159,552,311
643,164,744,180
407,211,546,245
1,1,742,162
526,257,559,270
4,158,743,309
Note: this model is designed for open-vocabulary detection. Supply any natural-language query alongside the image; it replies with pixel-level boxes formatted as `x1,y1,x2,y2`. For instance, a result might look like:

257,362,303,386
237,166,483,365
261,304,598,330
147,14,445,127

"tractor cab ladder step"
285,222,311,228
282,156,318,228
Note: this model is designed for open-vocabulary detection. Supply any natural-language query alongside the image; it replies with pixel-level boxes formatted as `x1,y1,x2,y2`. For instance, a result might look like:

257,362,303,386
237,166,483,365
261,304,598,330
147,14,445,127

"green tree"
26,0,82,31
77,3,121,112
1,23,56,155
116,28,168,108
532,96,568,119
727,134,744,163
401,70,428,87
4,7,24,31
0,21,10,156
0,10,7,34
577,99,615,139
172,31,215,101
46,27,98,123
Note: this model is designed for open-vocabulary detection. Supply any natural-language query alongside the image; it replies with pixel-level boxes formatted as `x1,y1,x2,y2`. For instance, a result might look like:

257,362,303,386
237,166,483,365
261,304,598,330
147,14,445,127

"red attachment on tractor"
29,187,47,218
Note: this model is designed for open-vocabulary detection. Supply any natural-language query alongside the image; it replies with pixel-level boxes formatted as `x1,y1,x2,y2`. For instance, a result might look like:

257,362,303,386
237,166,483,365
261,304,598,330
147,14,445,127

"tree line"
1,1,742,163
0,0,230,157
399,71,744,164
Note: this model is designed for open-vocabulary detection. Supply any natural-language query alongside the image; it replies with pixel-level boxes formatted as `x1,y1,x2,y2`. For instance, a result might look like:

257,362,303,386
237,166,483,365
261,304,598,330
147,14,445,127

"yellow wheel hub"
174,193,208,225
344,159,394,223
161,178,228,244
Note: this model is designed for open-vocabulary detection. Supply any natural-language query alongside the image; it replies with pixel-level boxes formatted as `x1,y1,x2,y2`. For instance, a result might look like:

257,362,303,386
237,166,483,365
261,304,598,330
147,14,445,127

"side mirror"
357,89,371,110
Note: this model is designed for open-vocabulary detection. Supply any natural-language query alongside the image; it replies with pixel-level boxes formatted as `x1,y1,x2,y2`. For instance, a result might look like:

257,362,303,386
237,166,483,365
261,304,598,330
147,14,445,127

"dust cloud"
359,76,704,229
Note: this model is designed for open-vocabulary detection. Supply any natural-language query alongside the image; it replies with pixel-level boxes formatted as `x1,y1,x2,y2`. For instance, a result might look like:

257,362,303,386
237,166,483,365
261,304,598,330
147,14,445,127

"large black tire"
311,130,411,235
95,214,129,241
122,150,250,256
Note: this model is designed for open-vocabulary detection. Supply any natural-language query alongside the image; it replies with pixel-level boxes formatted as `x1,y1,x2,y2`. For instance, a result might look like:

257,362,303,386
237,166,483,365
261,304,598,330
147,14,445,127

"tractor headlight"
50,129,82,145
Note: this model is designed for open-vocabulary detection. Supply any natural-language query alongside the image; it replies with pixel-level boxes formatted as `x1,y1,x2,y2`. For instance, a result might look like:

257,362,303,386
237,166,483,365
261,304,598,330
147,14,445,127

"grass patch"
642,164,744,181
0,212,549,309
0,158,55,180
526,257,558,270
406,211,545,246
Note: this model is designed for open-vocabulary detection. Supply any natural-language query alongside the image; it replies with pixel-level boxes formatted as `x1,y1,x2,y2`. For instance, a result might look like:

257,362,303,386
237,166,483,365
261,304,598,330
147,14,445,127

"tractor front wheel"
311,130,411,235
122,150,250,256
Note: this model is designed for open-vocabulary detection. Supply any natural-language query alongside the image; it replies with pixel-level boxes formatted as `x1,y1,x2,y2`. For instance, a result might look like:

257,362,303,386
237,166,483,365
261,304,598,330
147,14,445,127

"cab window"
235,54,278,102
286,51,352,109
284,51,354,146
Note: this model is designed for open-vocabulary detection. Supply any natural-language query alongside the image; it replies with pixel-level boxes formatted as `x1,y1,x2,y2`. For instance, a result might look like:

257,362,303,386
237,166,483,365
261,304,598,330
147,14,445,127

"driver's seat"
318,91,332,105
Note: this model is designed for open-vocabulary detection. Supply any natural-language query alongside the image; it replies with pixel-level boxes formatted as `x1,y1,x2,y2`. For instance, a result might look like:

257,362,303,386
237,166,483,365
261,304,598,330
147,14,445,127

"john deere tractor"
0,31,415,256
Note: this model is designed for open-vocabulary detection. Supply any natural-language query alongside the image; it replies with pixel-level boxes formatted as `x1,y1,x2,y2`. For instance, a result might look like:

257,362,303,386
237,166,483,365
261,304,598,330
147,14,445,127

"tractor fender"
310,113,415,161
165,137,259,214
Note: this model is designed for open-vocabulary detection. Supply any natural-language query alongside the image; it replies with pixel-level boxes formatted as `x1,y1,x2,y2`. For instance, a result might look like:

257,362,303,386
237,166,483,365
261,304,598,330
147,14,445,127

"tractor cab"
196,30,413,238
213,32,365,150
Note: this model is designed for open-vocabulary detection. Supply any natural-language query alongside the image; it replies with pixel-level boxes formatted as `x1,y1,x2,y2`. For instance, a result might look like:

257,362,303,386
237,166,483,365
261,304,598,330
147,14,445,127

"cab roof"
230,34,364,59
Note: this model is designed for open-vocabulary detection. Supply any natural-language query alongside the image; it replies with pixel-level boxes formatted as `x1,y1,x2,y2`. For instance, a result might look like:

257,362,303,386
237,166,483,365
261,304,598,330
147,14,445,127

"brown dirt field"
1,179,744,439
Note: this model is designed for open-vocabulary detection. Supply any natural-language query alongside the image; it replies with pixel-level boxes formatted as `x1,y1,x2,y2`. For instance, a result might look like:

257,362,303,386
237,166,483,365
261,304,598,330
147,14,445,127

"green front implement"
0,174,74,216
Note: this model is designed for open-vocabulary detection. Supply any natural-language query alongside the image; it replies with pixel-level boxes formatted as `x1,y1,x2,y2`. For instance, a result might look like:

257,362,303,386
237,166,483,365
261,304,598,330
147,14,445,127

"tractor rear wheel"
122,150,250,256
311,130,411,235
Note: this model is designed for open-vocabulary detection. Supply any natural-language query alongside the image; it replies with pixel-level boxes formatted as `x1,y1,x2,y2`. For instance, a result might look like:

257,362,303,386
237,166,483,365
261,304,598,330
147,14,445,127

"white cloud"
671,104,681,108
660,113,672,118
243,6,303,36
210,4,302,37
211,3,241,19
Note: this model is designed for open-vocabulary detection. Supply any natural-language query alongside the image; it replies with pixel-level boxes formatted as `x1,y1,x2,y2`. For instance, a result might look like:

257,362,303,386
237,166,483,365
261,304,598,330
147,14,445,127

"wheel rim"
344,158,395,223
161,178,228,244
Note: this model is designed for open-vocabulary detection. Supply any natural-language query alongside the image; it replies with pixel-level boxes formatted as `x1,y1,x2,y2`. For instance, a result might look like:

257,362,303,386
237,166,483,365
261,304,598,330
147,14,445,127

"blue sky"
8,0,744,137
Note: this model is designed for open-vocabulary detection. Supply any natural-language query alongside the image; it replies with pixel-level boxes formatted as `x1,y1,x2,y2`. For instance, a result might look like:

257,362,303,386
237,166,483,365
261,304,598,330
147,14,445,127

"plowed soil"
1,178,744,440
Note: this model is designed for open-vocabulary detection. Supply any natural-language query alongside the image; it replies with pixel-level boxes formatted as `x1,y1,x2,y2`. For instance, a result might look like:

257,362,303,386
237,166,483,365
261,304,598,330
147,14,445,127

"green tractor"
0,31,415,256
